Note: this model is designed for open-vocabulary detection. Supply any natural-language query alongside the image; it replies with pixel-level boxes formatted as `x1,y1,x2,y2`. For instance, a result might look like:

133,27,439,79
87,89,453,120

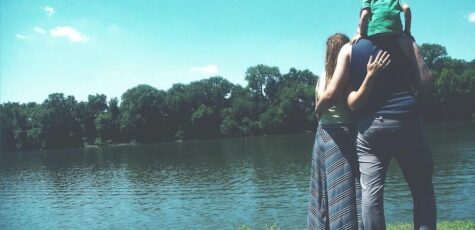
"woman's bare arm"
315,44,351,118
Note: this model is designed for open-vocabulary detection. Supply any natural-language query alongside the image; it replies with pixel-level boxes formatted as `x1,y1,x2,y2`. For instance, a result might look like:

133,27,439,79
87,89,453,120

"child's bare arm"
401,4,411,34
351,8,370,44
359,8,370,37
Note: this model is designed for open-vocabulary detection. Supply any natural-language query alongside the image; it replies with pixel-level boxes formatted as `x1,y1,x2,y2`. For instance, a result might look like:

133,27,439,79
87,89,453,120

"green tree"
276,84,315,132
245,65,282,103
0,103,22,151
82,94,108,144
417,44,475,121
418,43,448,72
120,84,169,142
191,104,219,138
95,97,121,144
259,106,284,134
167,77,234,139
41,93,83,149
166,83,192,140
13,102,44,150
280,68,317,87
229,85,258,122
237,117,260,136
279,68,318,131
219,108,238,137
2,50,473,152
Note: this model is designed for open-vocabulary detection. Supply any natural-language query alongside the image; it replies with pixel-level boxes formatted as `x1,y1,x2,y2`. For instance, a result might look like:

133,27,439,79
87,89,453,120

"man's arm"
398,36,433,96
315,44,351,117
413,42,433,96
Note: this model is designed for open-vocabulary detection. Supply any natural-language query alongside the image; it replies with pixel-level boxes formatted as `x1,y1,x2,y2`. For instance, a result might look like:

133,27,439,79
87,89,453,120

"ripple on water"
1,123,474,229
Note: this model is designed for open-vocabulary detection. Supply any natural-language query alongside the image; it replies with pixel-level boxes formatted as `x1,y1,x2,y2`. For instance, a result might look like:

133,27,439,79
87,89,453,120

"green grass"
388,220,475,230
239,220,475,230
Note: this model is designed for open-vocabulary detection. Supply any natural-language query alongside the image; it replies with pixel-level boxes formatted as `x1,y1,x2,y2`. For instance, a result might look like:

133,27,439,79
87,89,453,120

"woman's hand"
347,50,391,112
367,50,391,78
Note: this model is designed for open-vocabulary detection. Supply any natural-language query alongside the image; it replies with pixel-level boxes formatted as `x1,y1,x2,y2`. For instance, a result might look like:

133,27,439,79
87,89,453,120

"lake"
1,121,474,229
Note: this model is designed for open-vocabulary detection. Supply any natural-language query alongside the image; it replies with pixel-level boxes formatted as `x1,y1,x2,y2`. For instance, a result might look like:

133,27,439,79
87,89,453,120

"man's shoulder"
351,39,377,60
353,39,376,52
354,38,374,47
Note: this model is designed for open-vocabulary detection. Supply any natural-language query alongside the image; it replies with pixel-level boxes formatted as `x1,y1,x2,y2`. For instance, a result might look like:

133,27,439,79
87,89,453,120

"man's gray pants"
357,115,436,230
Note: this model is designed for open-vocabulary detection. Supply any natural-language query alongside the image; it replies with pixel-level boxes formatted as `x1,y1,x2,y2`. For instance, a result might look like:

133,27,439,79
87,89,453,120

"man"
315,34,436,230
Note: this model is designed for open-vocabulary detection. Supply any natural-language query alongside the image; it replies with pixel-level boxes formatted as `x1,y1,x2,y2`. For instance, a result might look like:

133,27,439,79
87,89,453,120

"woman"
308,33,390,230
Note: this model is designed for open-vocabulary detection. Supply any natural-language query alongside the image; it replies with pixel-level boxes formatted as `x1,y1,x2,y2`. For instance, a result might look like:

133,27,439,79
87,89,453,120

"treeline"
1,44,474,152
0,65,317,152
418,44,475,121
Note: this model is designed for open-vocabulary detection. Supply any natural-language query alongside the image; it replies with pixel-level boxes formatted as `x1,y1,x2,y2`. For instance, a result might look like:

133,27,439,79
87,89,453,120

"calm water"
1,121,474,229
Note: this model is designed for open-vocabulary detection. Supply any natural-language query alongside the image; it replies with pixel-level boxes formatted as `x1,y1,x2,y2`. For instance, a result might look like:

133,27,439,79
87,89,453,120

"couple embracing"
308,1,436,230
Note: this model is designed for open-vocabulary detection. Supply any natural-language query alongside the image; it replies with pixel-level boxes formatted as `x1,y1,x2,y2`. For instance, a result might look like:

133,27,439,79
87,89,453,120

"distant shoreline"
3,119,475,154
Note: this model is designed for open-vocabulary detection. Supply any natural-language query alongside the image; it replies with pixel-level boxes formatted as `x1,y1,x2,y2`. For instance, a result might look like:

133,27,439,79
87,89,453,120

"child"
354,0,411,40
353,0,429,108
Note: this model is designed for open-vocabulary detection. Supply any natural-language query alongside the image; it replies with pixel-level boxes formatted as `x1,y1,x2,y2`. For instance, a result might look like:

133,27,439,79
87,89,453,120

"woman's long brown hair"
324,33,350,88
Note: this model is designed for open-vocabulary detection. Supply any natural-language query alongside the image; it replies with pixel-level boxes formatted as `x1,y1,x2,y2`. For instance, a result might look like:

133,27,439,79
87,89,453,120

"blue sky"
1,0,474,103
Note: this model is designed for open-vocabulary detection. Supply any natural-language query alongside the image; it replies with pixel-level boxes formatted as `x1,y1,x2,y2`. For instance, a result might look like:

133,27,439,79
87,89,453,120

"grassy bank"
239,220,475,230
388,220,475,230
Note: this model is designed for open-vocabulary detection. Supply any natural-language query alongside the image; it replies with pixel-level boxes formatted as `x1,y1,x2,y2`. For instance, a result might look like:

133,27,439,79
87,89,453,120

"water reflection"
1,121,474,229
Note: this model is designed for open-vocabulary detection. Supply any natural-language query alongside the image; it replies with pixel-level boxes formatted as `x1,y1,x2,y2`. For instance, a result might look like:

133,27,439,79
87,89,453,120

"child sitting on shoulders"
354,0,412,40
353,0,429,99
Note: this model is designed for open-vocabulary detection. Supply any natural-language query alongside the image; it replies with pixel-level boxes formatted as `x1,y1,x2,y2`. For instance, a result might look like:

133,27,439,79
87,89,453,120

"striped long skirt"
308,125,363,230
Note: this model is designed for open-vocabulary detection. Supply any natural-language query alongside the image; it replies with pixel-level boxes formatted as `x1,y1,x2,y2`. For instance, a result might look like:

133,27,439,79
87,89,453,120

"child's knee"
361,8,371,17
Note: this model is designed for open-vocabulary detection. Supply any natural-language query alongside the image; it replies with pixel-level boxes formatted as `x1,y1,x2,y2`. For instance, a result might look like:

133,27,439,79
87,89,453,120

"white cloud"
469,12,475,23
190,64,219,75
49,26,88,42
16,34,27,40
44,6,55,17
34,26,46,34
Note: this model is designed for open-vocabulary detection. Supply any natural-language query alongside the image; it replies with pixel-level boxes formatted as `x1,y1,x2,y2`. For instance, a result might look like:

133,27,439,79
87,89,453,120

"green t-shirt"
362,0,408,36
